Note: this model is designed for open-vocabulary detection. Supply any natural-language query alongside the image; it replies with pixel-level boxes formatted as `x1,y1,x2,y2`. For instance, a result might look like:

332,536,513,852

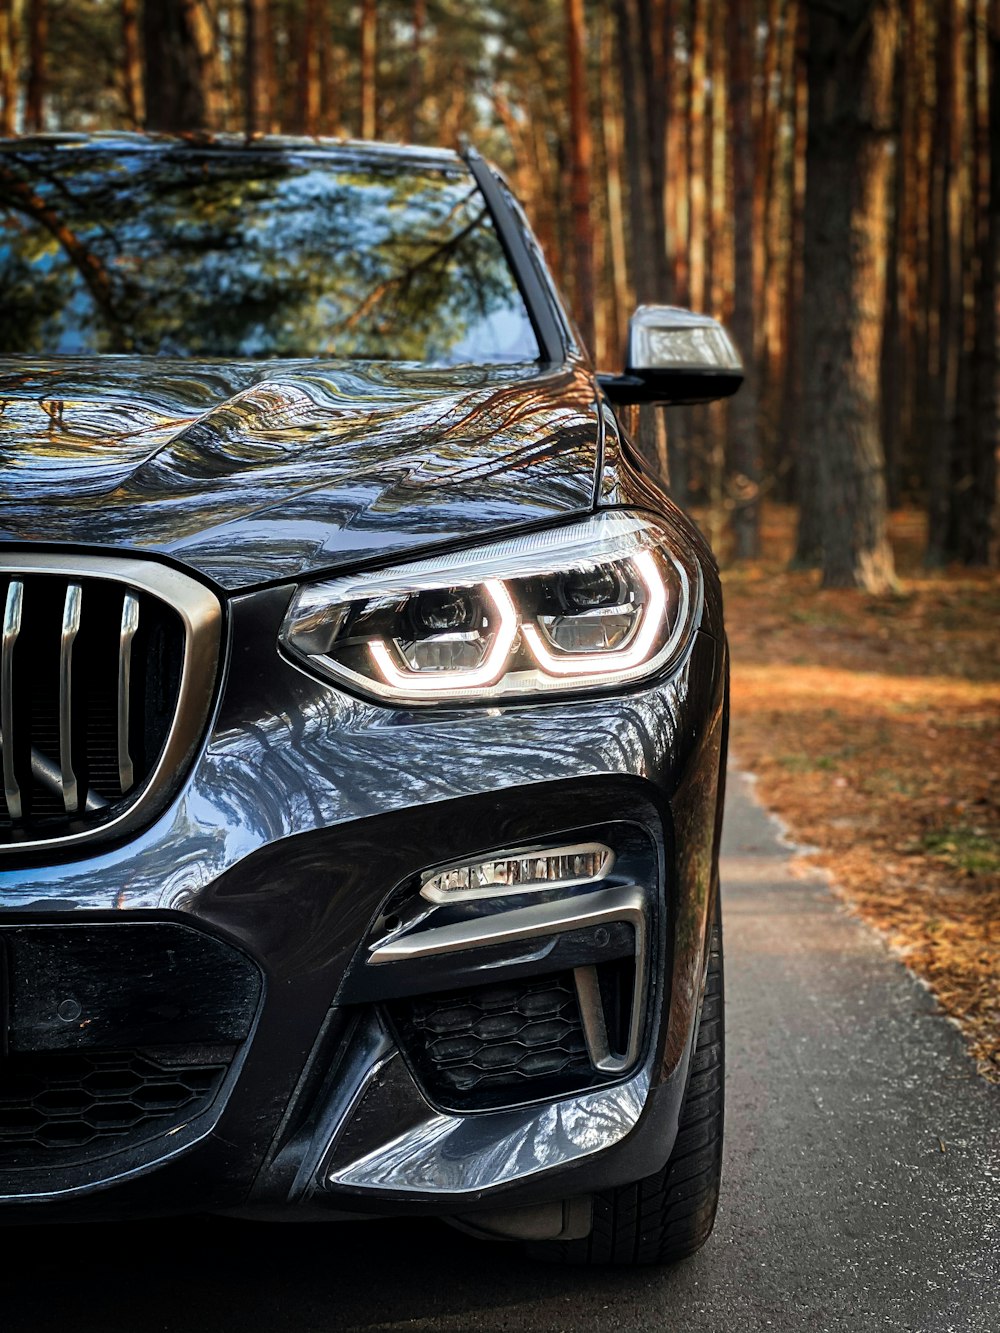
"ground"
721,504,1000,1081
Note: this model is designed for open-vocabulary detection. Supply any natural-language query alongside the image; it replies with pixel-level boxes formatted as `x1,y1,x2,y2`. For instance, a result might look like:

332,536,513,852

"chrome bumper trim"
324,1040,649,1198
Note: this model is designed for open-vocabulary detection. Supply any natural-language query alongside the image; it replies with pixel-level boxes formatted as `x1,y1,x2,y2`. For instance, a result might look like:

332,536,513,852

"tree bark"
615,0,664,301
764,0,793,382
295,0,323,135
665,1,689,306
880,17,905,506
319,11,341,136
643,0,670,297
753,0,781,353
244,0,275,135
890,0,930,501
565,0,595,352
799,0,899,592
187,0,224,129
962,0,998,563
360,0,377,139
0,0,18,137
785,0,813,525
408,0,426,141
925,0,966,564
121,0,144,129
24,0,45,133
687,0,707,314
144,0,207,131
600,6,631,359
728,0,760,558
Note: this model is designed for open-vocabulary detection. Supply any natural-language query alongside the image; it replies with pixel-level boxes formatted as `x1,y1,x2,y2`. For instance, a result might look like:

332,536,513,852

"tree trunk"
708,0,730,322
925,0,966,564
24,0,45,133
0,0,18,137
144,0,207,131
753,0,781,353
121,0,144,129
244,0,274,135
799,0,899,592
728,0,760,558
785,0,812,521
962,0,998,563
643,0,669,297
947,0,978,559
319,15,341,136
687,0,707,314
764,1,794,393
295,0,323,135
880,20,905,507
360,0,377,139
187,0,224,129
891,0,931,501
408,0,426,141
703,0,730,549
666,1,689,306
600,6,631,360
615,0,664,302
664,6,695,507
565,0,595,352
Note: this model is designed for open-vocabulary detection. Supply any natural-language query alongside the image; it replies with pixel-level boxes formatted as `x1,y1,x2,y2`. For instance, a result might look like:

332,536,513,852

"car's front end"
0,135,734,1258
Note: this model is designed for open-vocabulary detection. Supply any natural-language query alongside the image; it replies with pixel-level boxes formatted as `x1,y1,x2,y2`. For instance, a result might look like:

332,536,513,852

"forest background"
0,0,997,1073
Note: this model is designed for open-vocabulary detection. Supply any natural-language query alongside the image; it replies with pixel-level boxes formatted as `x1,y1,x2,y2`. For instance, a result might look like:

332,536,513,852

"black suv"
0,135,740,1266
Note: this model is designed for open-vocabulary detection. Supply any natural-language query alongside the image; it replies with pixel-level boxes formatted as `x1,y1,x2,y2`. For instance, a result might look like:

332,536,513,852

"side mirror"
597,305,744,406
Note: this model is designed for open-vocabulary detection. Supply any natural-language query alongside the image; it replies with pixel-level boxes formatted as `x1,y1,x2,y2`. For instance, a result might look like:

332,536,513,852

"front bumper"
0,583,727,1224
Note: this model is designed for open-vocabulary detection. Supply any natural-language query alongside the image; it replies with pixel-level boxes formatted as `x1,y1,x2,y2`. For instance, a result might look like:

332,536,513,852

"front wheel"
530,908,725,1267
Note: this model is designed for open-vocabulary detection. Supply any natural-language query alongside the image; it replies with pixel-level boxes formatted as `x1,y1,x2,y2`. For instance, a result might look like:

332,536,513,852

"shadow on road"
2,1214,674,1331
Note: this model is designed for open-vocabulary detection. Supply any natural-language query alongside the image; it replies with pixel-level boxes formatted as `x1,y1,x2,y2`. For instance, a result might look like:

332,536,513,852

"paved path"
4,774,997,1331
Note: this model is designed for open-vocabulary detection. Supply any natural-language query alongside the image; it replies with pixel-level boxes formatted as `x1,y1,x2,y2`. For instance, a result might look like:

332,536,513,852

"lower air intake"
0,1048,229,1169
389,971,607,1113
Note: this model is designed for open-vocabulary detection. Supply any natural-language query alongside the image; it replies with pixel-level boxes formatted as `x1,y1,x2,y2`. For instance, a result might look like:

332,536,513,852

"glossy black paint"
6,923,261,1051
0,358,600,590
0,136,730,1228
597,368,744,406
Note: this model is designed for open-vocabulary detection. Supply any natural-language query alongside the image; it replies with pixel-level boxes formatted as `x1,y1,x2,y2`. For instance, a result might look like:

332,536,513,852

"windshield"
0,146,541,366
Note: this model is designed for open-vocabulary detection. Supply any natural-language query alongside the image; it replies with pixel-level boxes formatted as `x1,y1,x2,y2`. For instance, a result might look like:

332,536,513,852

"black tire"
529,909,725,1267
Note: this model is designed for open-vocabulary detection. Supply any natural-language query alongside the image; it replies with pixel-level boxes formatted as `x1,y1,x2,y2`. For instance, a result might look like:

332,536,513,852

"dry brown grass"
721,505,1000,1080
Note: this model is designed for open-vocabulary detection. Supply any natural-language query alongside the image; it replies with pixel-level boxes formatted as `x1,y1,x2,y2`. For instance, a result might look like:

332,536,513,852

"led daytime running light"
279,511,700,705
368,578,518,693
521,549,666,676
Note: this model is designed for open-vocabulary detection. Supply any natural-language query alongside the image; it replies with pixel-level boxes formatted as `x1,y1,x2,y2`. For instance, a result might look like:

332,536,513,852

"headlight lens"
280,510,699,705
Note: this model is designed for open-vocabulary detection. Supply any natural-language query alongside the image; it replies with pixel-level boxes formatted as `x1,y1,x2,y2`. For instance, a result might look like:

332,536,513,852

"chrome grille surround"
0,552,222,855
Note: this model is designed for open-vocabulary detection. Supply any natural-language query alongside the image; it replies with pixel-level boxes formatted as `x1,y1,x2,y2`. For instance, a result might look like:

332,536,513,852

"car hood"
0,358,600,591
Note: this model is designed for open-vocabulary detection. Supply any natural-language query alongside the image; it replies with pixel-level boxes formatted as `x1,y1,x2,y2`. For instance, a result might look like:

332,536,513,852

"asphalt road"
4,773,998,1332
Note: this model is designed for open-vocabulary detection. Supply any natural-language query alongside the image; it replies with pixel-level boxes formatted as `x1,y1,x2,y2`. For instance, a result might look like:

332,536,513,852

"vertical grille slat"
0,557,213,852
59,583,83,814
2,579,24,819
118,592,139,794
29,747,108,812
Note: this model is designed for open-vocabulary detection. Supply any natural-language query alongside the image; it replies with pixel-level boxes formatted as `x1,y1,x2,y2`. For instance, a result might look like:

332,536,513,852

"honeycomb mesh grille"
389,971,600,1112
0,1048,229,1169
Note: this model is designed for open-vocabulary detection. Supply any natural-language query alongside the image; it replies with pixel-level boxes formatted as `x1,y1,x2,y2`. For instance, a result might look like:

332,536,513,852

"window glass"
0,147,541,365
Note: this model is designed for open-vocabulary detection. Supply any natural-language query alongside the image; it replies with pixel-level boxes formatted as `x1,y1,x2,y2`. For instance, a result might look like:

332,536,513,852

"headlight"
280,510,700,705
